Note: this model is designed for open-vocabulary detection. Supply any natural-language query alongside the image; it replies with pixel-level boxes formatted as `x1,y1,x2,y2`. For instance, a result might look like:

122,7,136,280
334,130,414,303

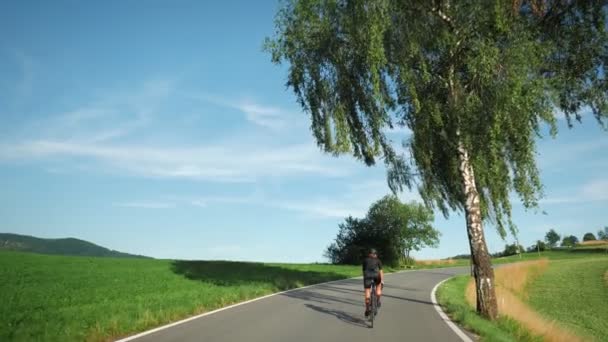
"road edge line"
430,277,474,342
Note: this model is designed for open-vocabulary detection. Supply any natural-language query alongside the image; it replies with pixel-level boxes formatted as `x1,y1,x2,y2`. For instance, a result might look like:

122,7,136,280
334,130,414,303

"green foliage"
544,229,560,248
0,251,363,341
527,240,546,252
528,258,608,341
500,243,524,257
599,229,608,241
582,232,597,241
561,235,579,248
266,0,608,239
325,195,439,266
0,233,148,258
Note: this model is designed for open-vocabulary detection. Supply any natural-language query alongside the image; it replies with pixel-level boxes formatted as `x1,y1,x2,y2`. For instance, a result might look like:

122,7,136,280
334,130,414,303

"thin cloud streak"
188,93,296,130
541,178,608,204
0,139,352,182
114,201,176,209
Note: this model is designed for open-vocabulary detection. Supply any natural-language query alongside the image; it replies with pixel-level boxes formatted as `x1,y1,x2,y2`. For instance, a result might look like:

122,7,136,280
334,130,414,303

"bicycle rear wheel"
370,285,376,328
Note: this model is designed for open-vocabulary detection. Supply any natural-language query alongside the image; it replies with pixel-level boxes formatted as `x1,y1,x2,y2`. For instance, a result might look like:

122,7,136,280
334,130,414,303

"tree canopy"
583,232,597,241
325,195,439,266
561,234,579,248
266,0,608,238
545,229,560,248
267,0,607,320
599,228,608,241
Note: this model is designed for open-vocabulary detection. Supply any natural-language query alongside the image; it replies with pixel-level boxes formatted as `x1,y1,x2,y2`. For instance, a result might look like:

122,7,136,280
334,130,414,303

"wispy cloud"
13,79,176,147
538,138,608,169
0,140,351,182
269,179,422,219
114,201,176,209
274,200,366,219
188,93,296,130
238,102,287,130
542,178,608,204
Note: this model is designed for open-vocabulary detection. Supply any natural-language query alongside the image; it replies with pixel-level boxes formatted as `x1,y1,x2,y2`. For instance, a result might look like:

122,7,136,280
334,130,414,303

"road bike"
369,278,380,328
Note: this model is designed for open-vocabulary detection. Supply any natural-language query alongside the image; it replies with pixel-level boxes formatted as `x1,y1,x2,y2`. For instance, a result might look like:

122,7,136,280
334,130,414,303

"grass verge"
436,275,541,342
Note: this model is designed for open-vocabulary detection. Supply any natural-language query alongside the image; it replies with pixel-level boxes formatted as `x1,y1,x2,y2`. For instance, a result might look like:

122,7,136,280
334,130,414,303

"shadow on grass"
170,260,350,290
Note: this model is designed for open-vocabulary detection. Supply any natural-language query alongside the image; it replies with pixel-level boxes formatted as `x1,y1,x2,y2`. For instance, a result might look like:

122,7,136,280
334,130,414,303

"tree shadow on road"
382,284,422,291
282,288,361,306
170,260,350,290
313,284,434,305
304,304,369,328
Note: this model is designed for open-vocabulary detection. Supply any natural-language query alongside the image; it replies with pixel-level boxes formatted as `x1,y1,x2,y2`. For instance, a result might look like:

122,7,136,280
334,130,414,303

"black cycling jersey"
362,256,383,278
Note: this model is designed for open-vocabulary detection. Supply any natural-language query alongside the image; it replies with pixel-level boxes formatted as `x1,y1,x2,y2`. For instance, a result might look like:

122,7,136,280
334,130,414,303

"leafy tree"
527,240,546,252
325,216,377,264
325,195,439,266
561,235,579,248
267,0,607,319
598,228,608,241
545,229,561,248
583,232,597,241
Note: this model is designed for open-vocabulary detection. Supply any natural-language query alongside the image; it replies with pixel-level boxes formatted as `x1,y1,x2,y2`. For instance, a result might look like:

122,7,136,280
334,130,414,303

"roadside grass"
527,257,608,341
0,251,364,342
409,258,469,269
438,252,607,342
466,260,582,342
436,275,541,342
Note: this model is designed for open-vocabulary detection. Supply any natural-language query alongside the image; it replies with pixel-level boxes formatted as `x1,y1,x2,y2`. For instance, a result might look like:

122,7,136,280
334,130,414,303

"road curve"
120,267,473,342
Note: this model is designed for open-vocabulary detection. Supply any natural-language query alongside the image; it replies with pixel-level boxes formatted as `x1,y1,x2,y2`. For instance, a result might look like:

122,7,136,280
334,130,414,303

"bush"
583,232,597,241
527,240,546,252
501,243,524,257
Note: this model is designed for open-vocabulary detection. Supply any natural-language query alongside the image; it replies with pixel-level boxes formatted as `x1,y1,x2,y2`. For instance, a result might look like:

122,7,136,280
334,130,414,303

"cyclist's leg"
375,276,382,306
364,277,372,315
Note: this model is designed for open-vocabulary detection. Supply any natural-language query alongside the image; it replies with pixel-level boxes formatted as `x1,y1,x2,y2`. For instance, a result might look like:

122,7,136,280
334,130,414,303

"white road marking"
430,277,474,342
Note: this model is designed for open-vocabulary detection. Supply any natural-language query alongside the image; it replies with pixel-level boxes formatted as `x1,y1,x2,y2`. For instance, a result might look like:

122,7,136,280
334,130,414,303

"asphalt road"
121,267,474,342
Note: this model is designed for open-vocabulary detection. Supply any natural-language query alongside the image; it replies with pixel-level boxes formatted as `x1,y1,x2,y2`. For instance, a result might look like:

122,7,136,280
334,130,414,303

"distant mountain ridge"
0,233,150,258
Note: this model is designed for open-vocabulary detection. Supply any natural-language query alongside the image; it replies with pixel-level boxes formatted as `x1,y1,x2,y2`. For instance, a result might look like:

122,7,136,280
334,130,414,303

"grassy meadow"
438,250,608,341
0,251,364,342
527,257,608,341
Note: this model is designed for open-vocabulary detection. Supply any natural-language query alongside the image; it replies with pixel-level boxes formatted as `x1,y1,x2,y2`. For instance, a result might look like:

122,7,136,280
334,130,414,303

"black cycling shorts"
363,276,381,289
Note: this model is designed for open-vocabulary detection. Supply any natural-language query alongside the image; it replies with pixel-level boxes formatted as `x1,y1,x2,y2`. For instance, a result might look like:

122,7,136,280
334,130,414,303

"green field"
0,251,365,342
527,257,608,341
437,250,608,341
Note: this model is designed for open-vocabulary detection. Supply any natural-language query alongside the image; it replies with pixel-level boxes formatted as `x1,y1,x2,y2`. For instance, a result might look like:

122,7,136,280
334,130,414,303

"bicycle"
369,278,380,328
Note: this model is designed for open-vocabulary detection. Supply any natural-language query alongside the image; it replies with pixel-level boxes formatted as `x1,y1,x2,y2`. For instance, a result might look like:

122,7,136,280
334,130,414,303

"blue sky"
1,1,607,262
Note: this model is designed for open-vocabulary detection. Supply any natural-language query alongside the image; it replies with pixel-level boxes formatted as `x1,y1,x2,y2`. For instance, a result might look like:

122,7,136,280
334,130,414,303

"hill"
0,233,149,258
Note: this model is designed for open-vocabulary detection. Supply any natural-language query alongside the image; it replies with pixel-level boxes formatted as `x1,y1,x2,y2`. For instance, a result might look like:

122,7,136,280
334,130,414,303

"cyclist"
362,248,384,317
